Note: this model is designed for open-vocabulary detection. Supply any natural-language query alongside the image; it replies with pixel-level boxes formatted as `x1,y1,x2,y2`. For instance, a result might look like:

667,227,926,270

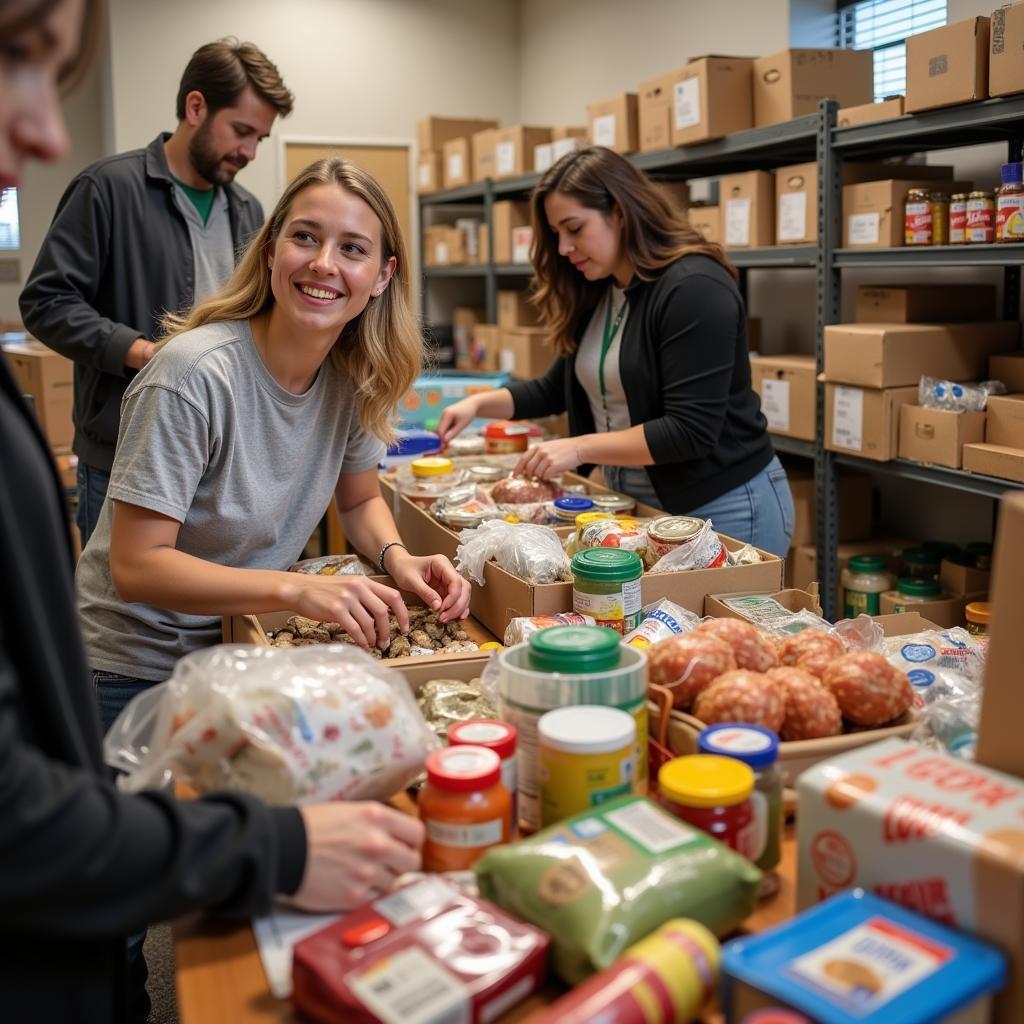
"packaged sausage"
503,612,597,646
797,738,1024,1024
292,876,550,1024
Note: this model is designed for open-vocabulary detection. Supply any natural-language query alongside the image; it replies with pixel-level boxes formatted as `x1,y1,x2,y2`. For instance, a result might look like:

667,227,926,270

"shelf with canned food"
834,243,1024,268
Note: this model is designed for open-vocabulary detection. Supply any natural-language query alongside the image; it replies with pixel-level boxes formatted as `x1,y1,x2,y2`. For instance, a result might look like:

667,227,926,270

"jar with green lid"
967,541,993,571
883,577,942,612
571,548,643,635
490,625,648,831
901,547,940,580
965,601,991,636
841,555,893,617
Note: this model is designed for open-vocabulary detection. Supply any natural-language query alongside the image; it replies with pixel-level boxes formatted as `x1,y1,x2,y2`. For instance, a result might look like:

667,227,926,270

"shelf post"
484,180,497,323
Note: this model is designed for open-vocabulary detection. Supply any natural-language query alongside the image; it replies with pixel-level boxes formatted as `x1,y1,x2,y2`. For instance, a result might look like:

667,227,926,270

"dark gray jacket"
19,133,264,471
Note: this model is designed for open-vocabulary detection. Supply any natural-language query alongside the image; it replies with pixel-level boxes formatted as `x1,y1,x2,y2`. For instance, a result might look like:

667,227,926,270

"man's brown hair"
175,38,293,120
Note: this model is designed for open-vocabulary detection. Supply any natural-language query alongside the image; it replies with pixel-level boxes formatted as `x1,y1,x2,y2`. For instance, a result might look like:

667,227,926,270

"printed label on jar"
745,789,769,862
844,589,880,618
424,817,503,848
573,581,642,633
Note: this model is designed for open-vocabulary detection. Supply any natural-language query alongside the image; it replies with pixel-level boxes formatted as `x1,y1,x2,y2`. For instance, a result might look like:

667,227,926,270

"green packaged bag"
474,795,761,983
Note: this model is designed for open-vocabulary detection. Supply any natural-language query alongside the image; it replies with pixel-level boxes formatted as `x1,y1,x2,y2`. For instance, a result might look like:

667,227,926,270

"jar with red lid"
657,754,756,857
484,421,530,454
447,720,518,838
419,745,511,872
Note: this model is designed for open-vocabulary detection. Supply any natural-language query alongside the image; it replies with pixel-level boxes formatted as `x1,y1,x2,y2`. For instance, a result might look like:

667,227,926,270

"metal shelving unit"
833,455,1024,501
770,435,817,459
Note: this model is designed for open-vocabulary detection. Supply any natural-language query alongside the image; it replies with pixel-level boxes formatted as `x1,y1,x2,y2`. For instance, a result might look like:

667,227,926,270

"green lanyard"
598,291,628,398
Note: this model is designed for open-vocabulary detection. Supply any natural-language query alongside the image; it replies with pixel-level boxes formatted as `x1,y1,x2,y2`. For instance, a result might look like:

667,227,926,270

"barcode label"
349,947,470,1024
374,877,452,927
605,799,698,854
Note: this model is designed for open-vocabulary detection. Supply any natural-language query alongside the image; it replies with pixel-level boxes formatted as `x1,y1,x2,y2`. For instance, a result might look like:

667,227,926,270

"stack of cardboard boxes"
455,290,554,379
417,116,498,194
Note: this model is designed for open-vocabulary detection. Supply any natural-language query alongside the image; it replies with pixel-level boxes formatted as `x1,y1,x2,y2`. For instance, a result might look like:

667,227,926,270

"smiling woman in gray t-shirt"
76,158,471,728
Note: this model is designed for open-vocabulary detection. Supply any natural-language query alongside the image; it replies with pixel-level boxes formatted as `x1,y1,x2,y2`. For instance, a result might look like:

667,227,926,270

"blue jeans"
76,462,110,550
605,457,795,558
93,670,153,1024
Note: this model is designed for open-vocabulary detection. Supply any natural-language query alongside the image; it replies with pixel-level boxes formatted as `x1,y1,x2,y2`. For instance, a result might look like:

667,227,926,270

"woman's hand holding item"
514,437,583,481
385,550,472,623
284,575,411,649
437,395,481,446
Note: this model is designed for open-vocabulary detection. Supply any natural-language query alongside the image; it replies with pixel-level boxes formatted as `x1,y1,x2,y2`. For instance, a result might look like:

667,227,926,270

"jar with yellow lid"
658,754,756,858
401,456,457,507
965,601,990,636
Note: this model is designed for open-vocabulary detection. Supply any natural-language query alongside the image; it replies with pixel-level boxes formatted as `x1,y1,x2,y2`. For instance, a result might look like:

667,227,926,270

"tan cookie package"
797,737,1024,1024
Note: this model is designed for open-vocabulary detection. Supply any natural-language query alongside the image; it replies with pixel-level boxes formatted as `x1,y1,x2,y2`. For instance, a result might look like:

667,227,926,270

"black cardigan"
0,353,305,1022
507,254,774,511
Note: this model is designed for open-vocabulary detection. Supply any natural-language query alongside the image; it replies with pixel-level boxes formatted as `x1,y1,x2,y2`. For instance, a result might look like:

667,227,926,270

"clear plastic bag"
622,598,700,650
503,613,596,646
647,518,727,573
880,627,986,683
909,667,982,759
287,554,375,576
455,519,572,585
918,376,1007,413
103,644,439,804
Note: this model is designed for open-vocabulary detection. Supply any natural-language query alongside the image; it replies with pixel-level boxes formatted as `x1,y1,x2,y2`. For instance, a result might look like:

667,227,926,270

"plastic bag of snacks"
503,613,596,646
918,375,1006,413
647,518,726,573
880,626,986,683
474,794,760,984
103,644,439,804
455,520,572,585
622,598,700,650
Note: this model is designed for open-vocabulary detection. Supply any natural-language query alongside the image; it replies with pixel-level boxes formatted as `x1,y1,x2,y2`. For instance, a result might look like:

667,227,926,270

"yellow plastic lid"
411,456,453,478
965,601,991,625
574,511,638,529
658,754,755,808
479,641,503,651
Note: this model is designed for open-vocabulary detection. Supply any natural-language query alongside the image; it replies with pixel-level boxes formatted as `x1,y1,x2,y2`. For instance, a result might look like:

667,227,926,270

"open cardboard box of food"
222,575,498,674
648,605,936,790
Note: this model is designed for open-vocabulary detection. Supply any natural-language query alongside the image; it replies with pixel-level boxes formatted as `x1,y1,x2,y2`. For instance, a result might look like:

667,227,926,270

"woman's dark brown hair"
530,145,737,355
0,0,103,91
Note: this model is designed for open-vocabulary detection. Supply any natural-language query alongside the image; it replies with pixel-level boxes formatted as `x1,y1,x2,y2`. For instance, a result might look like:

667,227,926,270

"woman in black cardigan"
438,146,794,556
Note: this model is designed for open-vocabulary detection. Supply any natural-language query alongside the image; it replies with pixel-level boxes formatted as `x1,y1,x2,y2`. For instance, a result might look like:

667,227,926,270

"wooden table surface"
174,830,797,1023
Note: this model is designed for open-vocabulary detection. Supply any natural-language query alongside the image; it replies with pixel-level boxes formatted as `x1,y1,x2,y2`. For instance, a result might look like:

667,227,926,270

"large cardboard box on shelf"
471,127,499,182
418,116,498,154
752,48,873,127
962,443,1024,482
878,589,969,628
721,171,774,248
824,383,918,461
855,283,997,323
749,354,816,441
990,1,1024,97
465,323,501,372
984,394,1024,448
898,404,986,469
906,15,990,112
492,126,552,178
498,327,556,379
823,321,1019,389
422,225,466,266
670,56,754,147
790,538,912,616
689,205,721,244
2,338,74,451
842,177,970,247
441,137,471,189
451,307,486,370
586,93,639,154
533,133,586,174
497,289,540,329
940,557,990,598
786,471,874,548
492,201,531,264
990,352,1024,392
836,96,905,127
415,152,442,194
638,69,677,152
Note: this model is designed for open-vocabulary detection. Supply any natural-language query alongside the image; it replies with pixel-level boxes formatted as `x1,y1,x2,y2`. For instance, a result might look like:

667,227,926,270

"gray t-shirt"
76,319,386,681
170,182,234,303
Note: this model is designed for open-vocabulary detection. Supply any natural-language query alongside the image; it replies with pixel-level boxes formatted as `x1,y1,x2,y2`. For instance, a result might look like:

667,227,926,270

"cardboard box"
534,130,588,172
511,225,533,265
492,201,531,264
825,384,919,461
497,290,539,329
878,588,967,628
836,96,905,127
471,127,499,182
498,327,555,379
990,1,1024,97
823,321,1019,389
638,69,677,152
940,557,990,598
898,405,987,469
418,116,498,154
476,223,489,265
586,93,639,154
786,471,875,547
415,152,441,194
791,538,911,610
704,587,822,621
2,339,74,451
843,178,971,247
492,126,552,178
749,354,816,440
422,225,465,266
963,442,1024,481
906,15,990,112
855,284,997,323
689,205,720,244
441,137,471,189
451,306,486,369
990,352,1024,392
471,323,502,372
670,56,754,147
978,491,1024,776
720,171,774,248
551,126,587,142
985,394,1024,448
797,738,1024,1024
752,48,873,127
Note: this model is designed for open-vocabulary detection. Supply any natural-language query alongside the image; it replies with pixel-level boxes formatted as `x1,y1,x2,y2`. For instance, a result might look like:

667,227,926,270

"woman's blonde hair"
530,146,737,356
161,158,421,443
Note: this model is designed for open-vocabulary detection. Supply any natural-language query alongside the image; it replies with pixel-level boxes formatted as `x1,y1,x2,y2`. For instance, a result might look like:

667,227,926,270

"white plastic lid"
538,705,636,754
451,721,511,744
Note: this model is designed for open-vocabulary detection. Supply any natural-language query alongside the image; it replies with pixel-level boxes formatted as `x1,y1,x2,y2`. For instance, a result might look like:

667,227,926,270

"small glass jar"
553,496,595,523
467,464,508,485
448,720,518,838
419,745,510,873
403,456,456,507
842,555,894,617
905,188,932,245
901,546,940,581
996,162,1024,243
950,192,968,243
571,548,644,634
966,191,996,244
929,191,949,245
658,754,756,857
484,421,530,454
883,577,942,611
965,601,991,636
447,434,486,458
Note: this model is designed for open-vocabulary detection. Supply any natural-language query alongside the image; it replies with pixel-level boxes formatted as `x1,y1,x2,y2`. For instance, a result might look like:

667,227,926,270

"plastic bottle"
996,162,1024,243
447,720,518,838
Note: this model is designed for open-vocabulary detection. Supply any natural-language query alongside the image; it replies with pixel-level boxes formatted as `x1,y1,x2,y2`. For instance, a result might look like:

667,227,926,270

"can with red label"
949,193,968,243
